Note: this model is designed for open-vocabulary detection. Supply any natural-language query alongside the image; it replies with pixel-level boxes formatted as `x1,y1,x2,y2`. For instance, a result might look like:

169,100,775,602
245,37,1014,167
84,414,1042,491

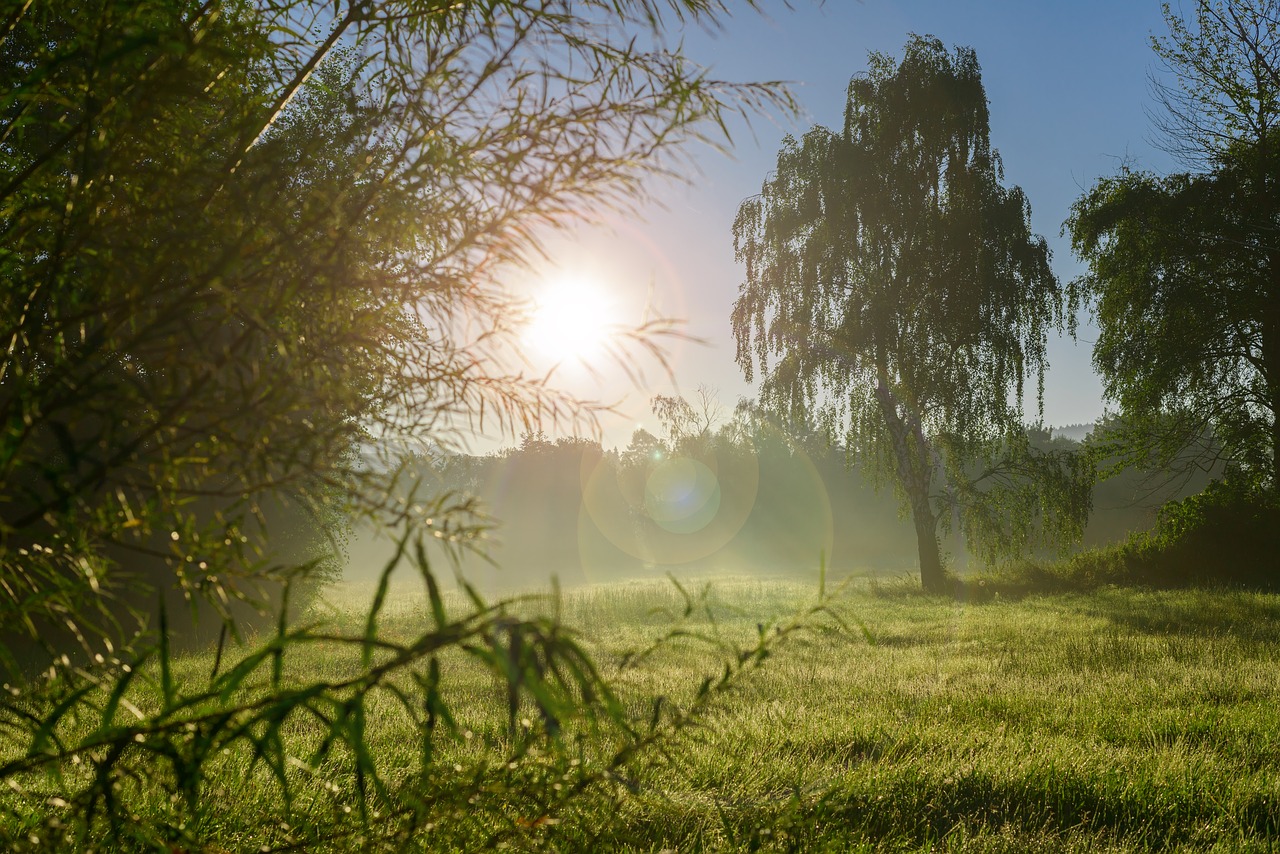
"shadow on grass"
942,571,1280,643
604,762,1280,851
798,763,1280,850
1072,587,1280,641
864,570,1066,605
866,564,1280,643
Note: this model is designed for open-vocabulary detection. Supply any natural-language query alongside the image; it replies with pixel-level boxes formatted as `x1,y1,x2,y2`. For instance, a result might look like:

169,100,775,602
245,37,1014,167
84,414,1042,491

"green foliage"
0,556,846,850
1153,474,1275,543
0,0,791,658
989,474,1280,594
732,36,1089,591
1067,161,1280,486
1148,0,1280,168
1138,475,1280,588
0,0,801,848
1068,0,1280,489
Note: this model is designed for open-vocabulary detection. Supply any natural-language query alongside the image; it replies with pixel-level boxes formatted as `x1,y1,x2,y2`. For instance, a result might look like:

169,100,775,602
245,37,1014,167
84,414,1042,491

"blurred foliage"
0,0,800,848
0,0,786,657
0,537,848,850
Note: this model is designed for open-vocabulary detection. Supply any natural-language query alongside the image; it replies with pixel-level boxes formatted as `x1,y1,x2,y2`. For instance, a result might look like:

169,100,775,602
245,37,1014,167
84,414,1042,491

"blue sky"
513,0,1180,450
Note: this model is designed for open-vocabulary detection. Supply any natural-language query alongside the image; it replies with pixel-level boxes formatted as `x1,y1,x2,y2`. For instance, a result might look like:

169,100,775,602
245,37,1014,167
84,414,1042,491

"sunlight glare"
524,275,615,363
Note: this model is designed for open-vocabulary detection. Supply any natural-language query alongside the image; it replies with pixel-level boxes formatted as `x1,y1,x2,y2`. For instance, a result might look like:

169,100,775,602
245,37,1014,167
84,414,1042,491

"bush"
992,476,1280,594
1138,476,1280,588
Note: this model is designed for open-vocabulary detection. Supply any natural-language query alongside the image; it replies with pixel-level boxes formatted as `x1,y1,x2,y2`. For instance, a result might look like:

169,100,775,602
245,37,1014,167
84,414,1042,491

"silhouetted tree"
733,36,1090,591
1068,0,1280,489
652,384,725,455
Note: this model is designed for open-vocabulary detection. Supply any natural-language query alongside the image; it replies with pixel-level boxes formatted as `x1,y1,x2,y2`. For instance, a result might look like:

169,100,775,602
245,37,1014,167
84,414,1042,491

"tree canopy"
1068,0,1280,490
732,36,1089,591
0,0,784,657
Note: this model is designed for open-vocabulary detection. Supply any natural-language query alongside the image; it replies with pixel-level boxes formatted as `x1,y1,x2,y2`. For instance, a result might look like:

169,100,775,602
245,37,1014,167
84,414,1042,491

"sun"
523,275,616,363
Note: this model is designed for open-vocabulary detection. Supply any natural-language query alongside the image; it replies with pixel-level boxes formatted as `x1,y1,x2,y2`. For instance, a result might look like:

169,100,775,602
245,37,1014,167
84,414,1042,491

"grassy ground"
12,575,1280,851
543,577,1280,853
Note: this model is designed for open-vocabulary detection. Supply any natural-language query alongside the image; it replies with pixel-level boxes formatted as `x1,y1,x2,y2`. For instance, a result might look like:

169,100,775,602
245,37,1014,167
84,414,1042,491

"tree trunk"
912,495,947,594
1263,168,1280,489
874,377,946,592
1257,125,1278,491
1264,272,1280,490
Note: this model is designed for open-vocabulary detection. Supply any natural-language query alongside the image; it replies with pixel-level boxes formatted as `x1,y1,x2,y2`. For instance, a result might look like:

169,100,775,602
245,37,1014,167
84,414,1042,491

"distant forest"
346,414,1216,590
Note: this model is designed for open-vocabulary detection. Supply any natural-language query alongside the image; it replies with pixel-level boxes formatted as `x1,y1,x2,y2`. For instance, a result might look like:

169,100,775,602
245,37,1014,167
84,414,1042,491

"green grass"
556,579,1280,853
11,576,1280,851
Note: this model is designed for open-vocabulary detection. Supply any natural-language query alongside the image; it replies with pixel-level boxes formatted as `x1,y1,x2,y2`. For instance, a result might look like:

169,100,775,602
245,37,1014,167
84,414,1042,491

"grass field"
11,575,1280,852
530,577,1280,853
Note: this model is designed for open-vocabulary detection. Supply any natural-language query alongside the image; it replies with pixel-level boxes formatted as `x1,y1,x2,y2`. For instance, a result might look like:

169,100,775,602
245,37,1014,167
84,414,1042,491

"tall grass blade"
158,597,174,711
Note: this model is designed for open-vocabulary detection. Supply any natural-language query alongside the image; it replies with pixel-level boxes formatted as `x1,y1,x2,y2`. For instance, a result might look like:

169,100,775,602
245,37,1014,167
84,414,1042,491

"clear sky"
502,0,1180,452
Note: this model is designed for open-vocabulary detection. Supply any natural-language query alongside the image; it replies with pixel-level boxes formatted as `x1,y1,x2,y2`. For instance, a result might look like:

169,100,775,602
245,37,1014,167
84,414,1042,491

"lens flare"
644,457,720,534
579,447,762,572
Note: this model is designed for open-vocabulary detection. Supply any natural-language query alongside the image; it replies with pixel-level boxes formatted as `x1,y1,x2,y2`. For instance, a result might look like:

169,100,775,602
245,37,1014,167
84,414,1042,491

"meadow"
15,573,1265,853
521,577,1280,853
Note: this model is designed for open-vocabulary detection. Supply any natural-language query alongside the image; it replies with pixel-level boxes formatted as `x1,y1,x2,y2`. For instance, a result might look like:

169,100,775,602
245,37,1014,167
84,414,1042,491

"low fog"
343,419,1216,595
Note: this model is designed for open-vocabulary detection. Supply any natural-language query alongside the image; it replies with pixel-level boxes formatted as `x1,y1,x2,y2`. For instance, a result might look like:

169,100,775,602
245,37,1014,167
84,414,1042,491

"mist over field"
342,419,1217,594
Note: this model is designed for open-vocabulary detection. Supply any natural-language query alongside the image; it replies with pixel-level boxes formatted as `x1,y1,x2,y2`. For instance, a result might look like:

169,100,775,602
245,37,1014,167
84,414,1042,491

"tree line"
350,397,1220,592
